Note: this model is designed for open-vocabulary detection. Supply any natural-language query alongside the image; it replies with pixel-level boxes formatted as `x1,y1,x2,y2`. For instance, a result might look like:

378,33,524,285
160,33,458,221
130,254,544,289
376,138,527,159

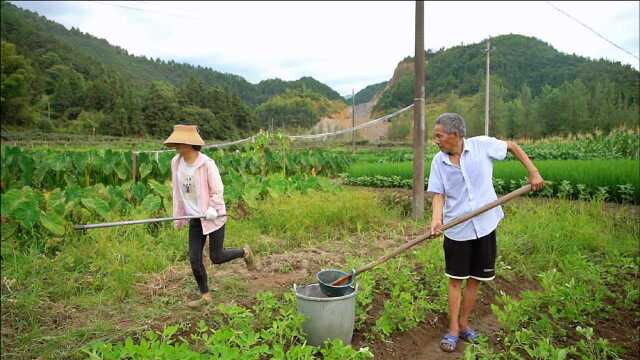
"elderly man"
427,113,544,352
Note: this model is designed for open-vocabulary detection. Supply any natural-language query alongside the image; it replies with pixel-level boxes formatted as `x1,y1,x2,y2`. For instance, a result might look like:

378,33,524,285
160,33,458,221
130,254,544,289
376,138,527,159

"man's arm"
506,141,544,191
430,193,445,235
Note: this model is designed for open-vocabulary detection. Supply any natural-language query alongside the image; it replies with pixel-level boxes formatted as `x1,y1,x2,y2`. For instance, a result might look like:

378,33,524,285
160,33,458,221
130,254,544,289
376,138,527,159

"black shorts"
443,230,496,281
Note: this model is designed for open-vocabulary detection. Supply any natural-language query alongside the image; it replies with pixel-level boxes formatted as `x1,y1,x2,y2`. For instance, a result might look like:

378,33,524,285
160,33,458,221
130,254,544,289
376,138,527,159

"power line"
92,1,209,23
546,1,639,61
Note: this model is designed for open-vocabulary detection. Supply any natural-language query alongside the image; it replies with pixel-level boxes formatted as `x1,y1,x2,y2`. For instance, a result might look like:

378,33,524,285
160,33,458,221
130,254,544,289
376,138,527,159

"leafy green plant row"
345,248,449,341
348,197,637,357
0,174,336,255
349,128,639,163
464,257,636,359
85,291,374,360
0,129,347,191
346,159,639,201
345,174,637,203
0,143,351,191
513,128,640,160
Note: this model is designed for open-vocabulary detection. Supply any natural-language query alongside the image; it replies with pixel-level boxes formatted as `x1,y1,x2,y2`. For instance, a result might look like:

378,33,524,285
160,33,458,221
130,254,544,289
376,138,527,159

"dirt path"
135,245,345,308
312,98,390,142
113,223,529,359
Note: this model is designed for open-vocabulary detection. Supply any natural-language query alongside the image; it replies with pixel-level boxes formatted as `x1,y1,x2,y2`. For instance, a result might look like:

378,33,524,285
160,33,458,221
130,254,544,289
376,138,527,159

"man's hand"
528,170,544,191
430,219,443,236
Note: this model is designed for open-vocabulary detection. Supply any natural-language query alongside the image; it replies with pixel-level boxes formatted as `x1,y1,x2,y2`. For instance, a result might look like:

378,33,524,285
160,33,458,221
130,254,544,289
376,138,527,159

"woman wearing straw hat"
164,125,257,308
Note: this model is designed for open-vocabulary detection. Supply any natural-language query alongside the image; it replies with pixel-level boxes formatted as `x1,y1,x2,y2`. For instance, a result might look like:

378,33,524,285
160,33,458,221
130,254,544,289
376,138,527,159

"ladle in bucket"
317,269,356,297
326,185,532,292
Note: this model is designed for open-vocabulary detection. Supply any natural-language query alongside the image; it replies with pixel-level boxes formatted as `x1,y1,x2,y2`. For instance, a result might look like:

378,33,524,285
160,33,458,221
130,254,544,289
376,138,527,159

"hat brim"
163,134,205,147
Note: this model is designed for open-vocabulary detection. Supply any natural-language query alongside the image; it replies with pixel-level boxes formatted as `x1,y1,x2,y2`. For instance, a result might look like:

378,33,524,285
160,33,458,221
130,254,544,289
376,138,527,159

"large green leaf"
139,162,153,180
1,189,22,215
157,155,172,177
1,222,17,241
132,182,147,203
115,162,129,180
46,189,66,215
18,155,34,186
147,179,170,198
33,162,51,187
141,194,162,213
11,198,40,228
241,186,262,209
81,197,110,219
64,185,83,202
107,185,127,207
39,211,66,236
51,154,66,172
64,173,77,186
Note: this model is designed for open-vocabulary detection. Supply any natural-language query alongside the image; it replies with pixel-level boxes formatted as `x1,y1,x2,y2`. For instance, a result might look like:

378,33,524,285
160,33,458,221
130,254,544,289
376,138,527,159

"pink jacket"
171,152,227,234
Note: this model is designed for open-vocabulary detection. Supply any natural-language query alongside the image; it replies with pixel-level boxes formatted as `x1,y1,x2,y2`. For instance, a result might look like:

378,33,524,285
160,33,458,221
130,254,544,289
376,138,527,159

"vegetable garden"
1,129,639,359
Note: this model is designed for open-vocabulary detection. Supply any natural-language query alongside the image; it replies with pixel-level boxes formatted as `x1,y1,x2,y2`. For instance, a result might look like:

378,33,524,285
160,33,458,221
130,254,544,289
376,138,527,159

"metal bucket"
317,269,355,297
294,283,357,346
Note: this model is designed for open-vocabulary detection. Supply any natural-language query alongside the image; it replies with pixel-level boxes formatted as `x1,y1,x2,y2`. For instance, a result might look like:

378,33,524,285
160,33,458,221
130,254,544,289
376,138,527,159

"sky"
11,1,640,96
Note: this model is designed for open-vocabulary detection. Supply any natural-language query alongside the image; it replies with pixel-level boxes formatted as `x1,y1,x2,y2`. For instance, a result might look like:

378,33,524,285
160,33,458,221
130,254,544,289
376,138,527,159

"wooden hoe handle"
330,185,532,286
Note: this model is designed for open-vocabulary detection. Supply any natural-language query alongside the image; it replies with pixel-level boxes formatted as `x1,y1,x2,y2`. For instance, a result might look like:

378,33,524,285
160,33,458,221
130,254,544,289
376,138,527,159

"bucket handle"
349,269,356,289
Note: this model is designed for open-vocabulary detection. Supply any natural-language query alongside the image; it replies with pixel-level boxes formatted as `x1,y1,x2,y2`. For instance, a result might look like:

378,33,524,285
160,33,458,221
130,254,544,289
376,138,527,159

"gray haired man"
426,113,544,352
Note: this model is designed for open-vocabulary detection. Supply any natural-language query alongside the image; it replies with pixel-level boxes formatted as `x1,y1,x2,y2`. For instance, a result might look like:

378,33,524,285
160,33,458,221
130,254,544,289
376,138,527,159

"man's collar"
440,138,469,165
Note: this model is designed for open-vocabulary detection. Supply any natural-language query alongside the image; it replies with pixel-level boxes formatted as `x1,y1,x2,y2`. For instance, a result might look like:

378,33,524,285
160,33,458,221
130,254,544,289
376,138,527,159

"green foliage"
387,115,411,141
345,158,640,203
1,3,347,138
351,81,387,105
374,34,639,138
0,136,352,191
1,40,35,126
85,292,371,359
379,34,638,109
375,73,415,112
256,88,346,129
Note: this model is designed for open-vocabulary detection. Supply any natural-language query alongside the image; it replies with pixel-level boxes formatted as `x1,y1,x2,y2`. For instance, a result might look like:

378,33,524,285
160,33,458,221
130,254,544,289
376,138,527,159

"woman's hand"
528,170,544,191
430,219,443,236
205,207,218,220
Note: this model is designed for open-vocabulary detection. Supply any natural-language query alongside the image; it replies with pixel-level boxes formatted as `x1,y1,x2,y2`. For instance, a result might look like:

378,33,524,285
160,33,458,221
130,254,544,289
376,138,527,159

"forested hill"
374,34,639,113
350,81,388,105
0,2,343,106
1,1,349,139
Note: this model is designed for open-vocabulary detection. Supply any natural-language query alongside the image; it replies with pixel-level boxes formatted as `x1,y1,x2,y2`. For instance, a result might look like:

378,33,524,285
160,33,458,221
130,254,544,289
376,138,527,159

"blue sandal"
460,328,479,343
440,333,459,352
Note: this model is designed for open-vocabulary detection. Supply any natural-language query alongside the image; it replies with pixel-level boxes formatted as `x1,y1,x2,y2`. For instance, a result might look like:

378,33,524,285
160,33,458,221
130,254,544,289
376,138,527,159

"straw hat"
164,125,205,147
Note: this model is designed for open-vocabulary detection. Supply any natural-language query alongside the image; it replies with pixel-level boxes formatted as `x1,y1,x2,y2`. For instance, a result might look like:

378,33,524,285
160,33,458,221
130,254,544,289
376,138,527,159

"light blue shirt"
427,136,508,241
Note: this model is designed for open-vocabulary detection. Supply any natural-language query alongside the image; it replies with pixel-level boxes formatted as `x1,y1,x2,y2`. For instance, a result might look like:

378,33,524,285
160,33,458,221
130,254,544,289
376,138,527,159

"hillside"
351,81,387,105
0,1,350,140
0,2,343,107
374,34,639,113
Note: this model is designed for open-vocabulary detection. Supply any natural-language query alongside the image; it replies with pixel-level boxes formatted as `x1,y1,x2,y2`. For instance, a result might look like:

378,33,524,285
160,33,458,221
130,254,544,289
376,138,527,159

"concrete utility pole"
352,88,356,153
412,0,425,220
484,37,491,136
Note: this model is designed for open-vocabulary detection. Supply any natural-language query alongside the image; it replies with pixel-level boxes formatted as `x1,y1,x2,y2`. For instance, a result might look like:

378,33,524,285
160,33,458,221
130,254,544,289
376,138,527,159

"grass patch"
250,188,401,249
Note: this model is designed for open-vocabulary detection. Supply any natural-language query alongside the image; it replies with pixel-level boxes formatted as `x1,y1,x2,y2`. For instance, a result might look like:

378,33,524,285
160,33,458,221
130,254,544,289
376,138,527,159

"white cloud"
11,1,639,95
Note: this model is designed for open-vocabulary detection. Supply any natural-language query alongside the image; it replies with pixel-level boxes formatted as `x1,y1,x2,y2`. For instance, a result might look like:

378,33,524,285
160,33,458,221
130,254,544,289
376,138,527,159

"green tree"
516,84,536,138
142,81,179,137
445,91,465,114
1,41,35,126
533,85,563,136
560,80,590,133
467,76,508,137
180,105,223,140
590,79,618,132
46,65,86,119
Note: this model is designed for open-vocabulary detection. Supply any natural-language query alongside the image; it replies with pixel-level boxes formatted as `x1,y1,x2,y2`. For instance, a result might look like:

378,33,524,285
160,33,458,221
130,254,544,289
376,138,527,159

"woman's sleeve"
171,156,187,229
206,160,225,210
